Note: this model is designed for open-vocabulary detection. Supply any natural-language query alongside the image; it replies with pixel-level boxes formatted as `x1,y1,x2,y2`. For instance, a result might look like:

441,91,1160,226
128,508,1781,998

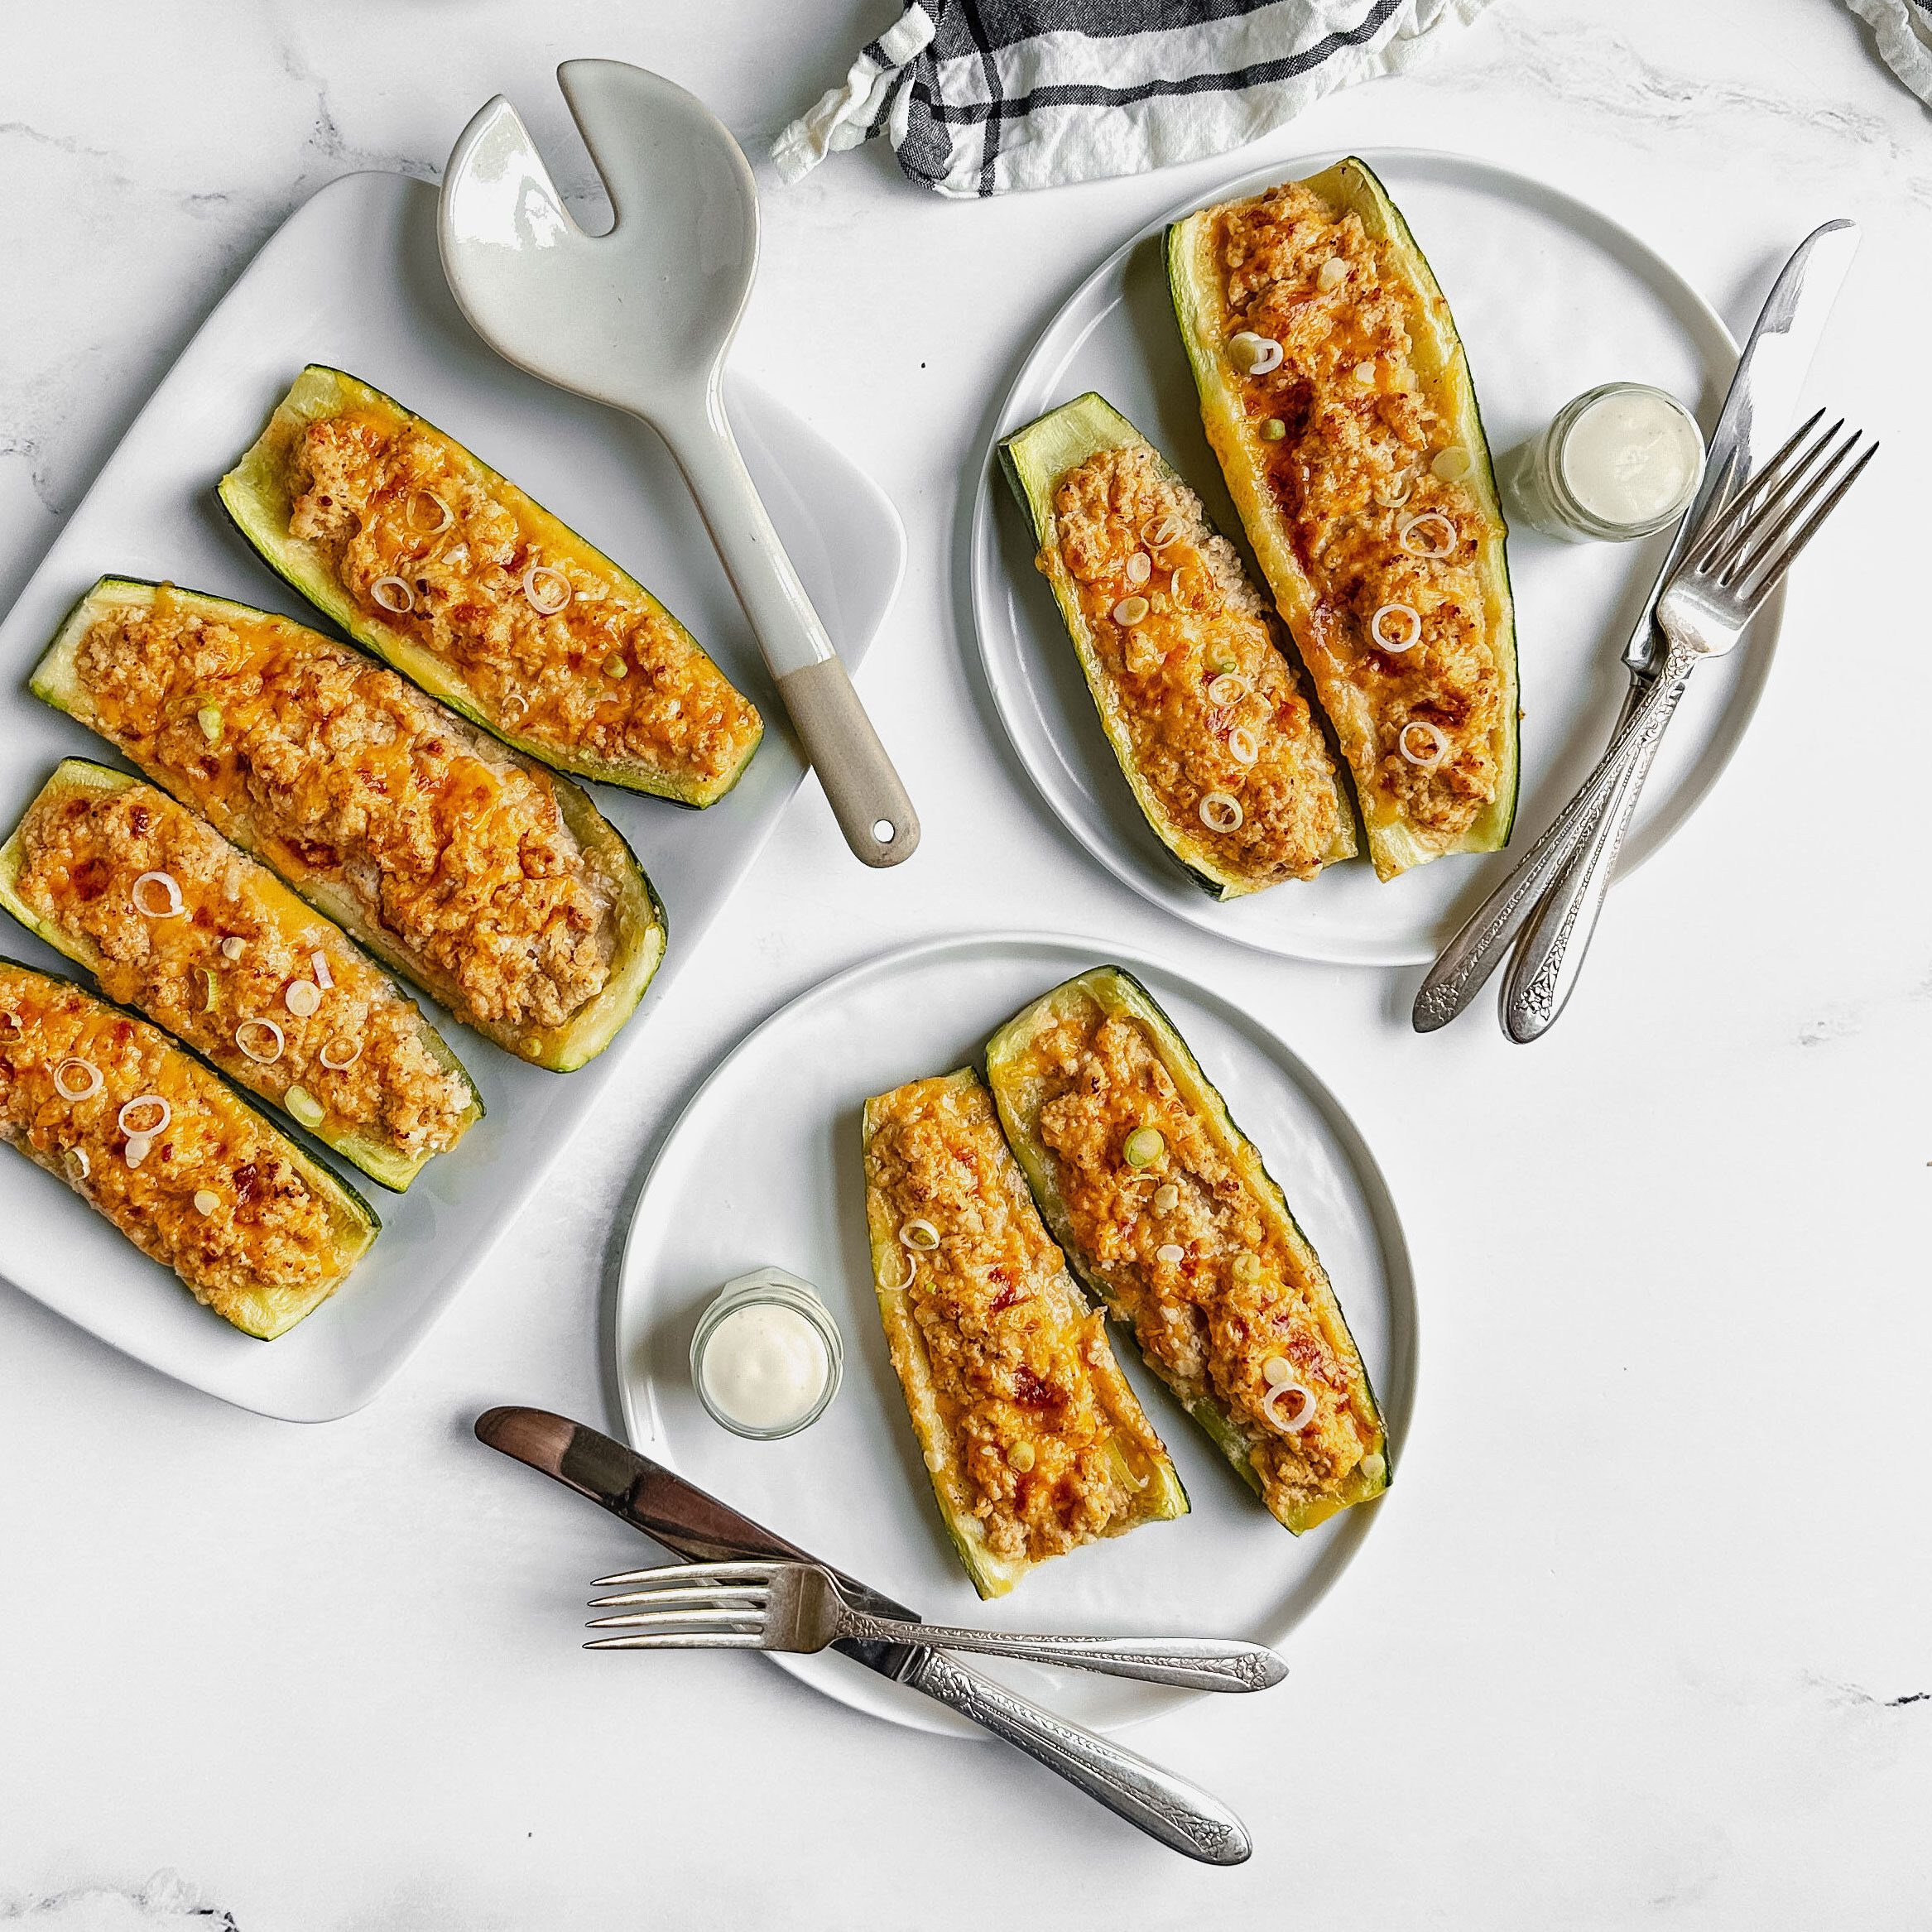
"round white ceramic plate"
970,150,1781,966
614,933,1415,1737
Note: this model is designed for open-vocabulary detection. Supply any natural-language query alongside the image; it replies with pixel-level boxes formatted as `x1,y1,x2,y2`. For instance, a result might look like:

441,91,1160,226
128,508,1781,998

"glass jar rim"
1545,382,1704,540
690,1274,844,1441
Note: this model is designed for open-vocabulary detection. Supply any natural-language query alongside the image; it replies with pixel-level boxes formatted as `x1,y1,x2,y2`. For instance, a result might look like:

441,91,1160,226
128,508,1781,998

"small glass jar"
1500,382,1704,544
690,1266,843,1442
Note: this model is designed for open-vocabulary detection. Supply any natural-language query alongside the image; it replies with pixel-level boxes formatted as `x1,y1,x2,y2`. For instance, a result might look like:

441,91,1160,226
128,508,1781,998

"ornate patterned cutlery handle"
906,1649,1252,1866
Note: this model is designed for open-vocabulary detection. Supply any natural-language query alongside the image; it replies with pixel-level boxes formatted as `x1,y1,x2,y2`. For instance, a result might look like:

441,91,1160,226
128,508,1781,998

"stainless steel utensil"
1413,412,1873,1033
475,1407,1252,1865
440,61,919,868
586,1560,1289,1694
1502,220,1861,1040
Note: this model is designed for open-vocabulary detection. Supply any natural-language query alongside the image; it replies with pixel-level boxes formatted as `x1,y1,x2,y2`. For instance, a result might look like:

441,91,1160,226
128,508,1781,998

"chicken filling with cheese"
286,406,762,795
9,779,474,1163
1022,998,1379,1526
1216,182,1505,839
864,1074,1173,1568
1044,445,1348,884
67,594,618,1036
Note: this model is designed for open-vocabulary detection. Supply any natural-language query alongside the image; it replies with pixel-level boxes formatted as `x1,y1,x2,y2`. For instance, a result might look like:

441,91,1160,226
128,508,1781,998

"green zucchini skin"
999,392,1354,899
30,578,666,1074
0,757,482,1191
0,955,377,1339
861,1068,1188,1599
1167,158,1520,880
986,967,1388,1534
217,364,762,808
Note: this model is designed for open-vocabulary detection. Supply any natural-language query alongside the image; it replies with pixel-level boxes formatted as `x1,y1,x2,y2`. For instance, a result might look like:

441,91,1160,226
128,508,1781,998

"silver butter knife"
1501,219,1860,1040
1412,219,1859,1036
474,1407,1252,1866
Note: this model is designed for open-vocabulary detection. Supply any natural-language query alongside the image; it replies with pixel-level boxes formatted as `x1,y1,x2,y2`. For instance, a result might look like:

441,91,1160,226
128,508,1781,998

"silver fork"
1412,411,1876,1035
585,1561,1288,1694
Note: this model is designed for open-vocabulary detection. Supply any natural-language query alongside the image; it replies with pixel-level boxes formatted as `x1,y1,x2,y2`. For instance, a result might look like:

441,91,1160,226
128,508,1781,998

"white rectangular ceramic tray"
0,171,904,1420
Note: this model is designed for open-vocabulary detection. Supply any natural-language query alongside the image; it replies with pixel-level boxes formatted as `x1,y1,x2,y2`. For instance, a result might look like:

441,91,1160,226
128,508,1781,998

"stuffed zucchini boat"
0,760,481,1189
1169,158,1519,880
0,958,377,1338
31,579,666,1071
986,968,1387,1534
862,1069,1187,1598
219,365,762,807
999,392,1355,897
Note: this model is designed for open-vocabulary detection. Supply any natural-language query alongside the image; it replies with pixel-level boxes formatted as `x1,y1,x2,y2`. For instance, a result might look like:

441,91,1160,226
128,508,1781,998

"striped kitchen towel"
1840,0,1932,104
772,0,1495,199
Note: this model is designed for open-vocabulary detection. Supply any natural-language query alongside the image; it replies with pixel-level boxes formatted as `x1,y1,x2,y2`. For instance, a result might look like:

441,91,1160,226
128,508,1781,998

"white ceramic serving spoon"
439,60,918,867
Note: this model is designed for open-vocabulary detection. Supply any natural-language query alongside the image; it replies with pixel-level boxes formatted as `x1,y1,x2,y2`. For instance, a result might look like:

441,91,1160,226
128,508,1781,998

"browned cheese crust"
865,1074,1170,1567
288,408,762,793
1218,183,1503,838
1024,1000,1377,1525
11,781,473,1161
1045,445,1346,882
0,971,344,1318
70,594,616,1035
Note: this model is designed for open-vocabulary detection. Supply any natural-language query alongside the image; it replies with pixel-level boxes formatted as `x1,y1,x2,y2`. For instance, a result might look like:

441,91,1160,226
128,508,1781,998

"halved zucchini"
999,392,1354,896
31,578,666,1072
987,968,1387,1534
0,957,377,1338
862,1069,1187,1598
1169,158,1519,880
0,758,482,1189
219,365,762,807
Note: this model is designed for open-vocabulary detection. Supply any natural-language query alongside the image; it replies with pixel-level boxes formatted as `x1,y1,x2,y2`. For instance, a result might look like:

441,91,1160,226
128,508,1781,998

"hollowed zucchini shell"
218,365,762,808
0,956,377,1339
998,392,1355,898
862,1068,1188,1598
986,966,1387,1533
1168,158,1519,880
30,578,666,1073
0,757,483,1190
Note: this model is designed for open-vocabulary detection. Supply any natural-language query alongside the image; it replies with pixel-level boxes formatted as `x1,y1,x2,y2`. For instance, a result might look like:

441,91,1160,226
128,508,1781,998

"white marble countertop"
2,2,1927,1924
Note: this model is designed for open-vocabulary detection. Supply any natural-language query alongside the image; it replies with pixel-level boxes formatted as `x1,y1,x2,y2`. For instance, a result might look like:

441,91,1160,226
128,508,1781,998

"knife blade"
473,1406,1252,1864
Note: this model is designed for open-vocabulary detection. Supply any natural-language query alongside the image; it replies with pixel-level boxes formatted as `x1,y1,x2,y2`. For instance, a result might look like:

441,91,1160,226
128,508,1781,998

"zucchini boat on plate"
0,959,377,1338
862,1069,1187,1598
1169,158,1519,881
0,759,481,1190
31,579,666,1071
987,968,1387,1534
999,392,1355,897
219,365,763,807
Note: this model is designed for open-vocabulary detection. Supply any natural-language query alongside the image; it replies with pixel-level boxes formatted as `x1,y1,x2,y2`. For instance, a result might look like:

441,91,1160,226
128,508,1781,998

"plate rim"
968,144,1768,967
612,926,1419,1737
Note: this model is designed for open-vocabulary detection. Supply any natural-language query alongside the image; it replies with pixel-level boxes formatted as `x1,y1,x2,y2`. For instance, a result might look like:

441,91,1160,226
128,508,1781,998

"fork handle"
840,1613,1285,1693
902,1649,1251,1865
1501,676,1685,1042
1411,636,1696,1033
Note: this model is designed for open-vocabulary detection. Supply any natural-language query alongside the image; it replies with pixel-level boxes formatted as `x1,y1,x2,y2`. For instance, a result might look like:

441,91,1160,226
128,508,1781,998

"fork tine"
1684,411,1834,579
588,1582,769,1609
585,1633,766,1651
1733,439,1877,600
1706,421,1853,584
585,1606,767,1630
590,1560,779,1588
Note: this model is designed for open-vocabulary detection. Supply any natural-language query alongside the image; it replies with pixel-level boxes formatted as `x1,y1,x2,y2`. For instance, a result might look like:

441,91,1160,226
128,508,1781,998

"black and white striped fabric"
772,0,1491,199
1841,0,1932,105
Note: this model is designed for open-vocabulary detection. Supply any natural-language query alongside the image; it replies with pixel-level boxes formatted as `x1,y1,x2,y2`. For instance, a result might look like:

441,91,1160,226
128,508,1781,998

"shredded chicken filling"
1217,182,1503,839
1045,445,1345,883
287,409,761,791
865,1075,1170,1567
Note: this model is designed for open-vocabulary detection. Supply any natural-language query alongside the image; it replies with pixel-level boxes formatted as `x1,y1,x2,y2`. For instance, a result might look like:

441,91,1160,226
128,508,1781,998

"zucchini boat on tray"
1169,158,1519,881
0,959,377,1338
1000,392,1354,897
862,1069,1187,1598
0,759,481,1190
219,365,763,807
987,968,1387,1534
31,579,665,1072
